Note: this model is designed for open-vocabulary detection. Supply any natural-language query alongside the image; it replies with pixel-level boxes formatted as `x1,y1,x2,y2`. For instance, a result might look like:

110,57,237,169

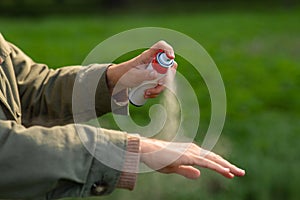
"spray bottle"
129,50,175,106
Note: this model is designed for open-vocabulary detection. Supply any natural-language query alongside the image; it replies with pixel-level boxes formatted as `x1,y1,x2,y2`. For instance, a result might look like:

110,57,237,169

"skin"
106,40,176,95
106,41,245,179
140,139,245,179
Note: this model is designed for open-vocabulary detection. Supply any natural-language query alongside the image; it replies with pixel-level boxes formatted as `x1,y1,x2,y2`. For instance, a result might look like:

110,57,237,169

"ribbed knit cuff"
116,135,140,190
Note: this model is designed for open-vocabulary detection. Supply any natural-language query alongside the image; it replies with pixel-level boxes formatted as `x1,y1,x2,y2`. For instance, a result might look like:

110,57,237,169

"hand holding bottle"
129,50,175,106
106,41,177,99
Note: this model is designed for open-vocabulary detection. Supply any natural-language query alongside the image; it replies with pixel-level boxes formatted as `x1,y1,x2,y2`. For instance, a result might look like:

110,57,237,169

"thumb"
121,68,158,88
173,166,201,180
135,68,158,83
146,69,158,81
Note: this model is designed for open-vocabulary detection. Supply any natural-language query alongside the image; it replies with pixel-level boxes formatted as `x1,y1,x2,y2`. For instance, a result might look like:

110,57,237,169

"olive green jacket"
0,33,132,199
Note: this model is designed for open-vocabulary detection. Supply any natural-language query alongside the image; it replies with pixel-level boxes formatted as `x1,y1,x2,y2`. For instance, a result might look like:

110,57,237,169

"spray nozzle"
157,52,174,68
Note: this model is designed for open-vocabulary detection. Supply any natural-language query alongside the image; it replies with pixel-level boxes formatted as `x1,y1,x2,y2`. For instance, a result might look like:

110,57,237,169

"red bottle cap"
152,51,174,74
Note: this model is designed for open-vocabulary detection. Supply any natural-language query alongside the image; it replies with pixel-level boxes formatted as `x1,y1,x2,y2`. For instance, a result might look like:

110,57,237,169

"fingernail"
171,52,175,59
146,91,151,95
167,51,175,59
158,80,164,85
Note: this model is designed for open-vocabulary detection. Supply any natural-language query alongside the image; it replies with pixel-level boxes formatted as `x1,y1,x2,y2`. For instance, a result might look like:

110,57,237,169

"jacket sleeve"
0,119,133,199
9,42,128,127
0,37,139,199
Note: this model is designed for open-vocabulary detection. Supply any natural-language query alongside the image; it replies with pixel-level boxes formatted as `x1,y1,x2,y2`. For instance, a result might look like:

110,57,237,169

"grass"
1,8,300,200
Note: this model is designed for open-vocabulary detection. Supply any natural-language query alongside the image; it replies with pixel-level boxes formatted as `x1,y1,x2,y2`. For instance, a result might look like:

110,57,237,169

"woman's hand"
106,40,177,97
140,138,245,179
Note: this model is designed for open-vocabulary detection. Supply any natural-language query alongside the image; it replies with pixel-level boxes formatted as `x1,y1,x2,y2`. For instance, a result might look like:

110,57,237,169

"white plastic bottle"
129,51,174,106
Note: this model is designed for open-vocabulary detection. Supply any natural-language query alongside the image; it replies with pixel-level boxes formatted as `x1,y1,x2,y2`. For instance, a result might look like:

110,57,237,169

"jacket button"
91,181,108,195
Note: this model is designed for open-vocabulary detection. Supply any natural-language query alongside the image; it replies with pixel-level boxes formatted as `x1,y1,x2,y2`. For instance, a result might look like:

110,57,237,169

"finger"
145,95,159,99
165,50,175,59
145,94,159,99
146,40,175,59
172,61,178,70
194,146,245,177
145,85,165,96
173,166,201,180
206,152,246,177
193,155,235,179
134,68,159,83
118,67,159,89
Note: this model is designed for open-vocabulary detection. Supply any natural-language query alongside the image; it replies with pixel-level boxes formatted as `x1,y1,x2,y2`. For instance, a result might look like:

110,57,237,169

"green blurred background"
1,0,299,200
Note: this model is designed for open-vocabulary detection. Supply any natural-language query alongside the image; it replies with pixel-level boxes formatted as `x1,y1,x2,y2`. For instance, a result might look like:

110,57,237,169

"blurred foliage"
0,6,299,200
0,0,299,16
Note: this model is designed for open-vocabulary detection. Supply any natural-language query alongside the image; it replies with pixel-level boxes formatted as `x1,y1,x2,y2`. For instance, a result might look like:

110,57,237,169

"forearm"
7,41,115,126
17,63,114,126
0,120,133,199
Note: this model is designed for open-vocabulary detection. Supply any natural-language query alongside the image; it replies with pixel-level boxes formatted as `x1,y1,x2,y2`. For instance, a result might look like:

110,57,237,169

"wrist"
106,64,118,93
106,61,133,94
139,138,165,163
